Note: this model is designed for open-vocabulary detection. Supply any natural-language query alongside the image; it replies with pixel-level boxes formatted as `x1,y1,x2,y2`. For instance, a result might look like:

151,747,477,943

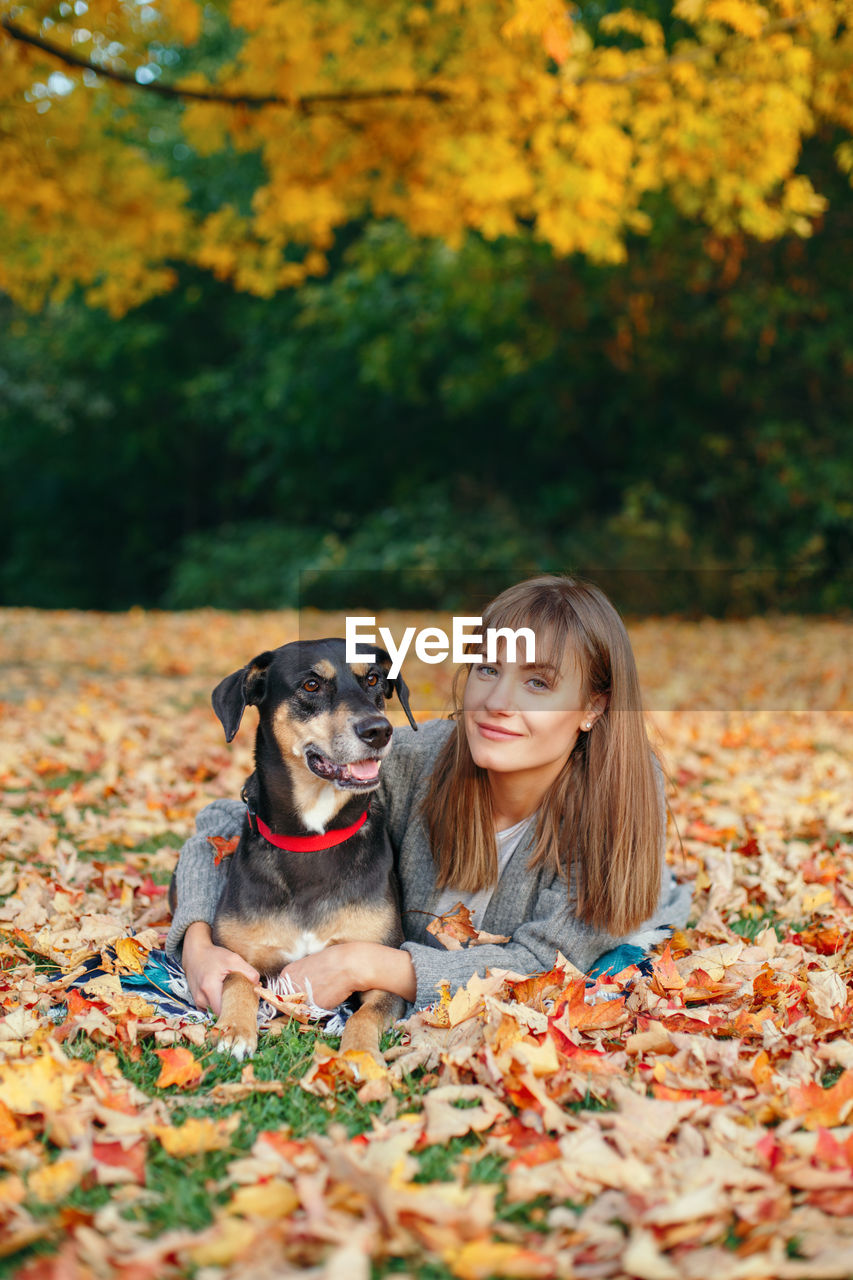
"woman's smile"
475,720,524,740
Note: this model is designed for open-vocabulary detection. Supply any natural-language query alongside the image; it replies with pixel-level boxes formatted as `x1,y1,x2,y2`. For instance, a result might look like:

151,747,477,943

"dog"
197,637,416,1062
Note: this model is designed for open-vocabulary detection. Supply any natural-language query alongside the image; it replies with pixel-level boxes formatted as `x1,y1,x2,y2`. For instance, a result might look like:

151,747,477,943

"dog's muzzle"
305,750,383,789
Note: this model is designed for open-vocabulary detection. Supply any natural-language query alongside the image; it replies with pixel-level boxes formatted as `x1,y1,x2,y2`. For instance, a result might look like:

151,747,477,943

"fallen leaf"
153,1047,202,1089
153,1115,239,1157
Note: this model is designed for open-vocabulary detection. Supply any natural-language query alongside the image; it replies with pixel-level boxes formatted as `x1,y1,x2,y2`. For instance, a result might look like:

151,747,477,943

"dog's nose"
354,716,392,749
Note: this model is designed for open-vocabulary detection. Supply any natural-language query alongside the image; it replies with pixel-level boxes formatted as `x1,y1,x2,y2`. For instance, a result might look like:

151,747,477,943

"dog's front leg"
214,971,259,1061
340,989,405,1066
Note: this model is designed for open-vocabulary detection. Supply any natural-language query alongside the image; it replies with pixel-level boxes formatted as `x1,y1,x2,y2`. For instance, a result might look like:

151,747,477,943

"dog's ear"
211,651,275,743
373,648,418,731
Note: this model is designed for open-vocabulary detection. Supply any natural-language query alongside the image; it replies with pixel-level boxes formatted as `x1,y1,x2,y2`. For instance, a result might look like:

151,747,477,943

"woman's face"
462,640,599,781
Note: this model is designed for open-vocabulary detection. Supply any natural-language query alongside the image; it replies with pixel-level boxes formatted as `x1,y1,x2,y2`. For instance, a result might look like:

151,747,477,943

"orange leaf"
208,835,240,865
751,1050,773,1087
650,942,686,992
686,820,733,845
554,980,628,1030
792,924,845,954
426,902,480,950
730,1006,778,1037
788,1070,853,1129
504,965,569,1006
752,965,783,1001
651,1085,726,1105
507,1137,561,1170
0,1099,34,1150
153,1047,202,1089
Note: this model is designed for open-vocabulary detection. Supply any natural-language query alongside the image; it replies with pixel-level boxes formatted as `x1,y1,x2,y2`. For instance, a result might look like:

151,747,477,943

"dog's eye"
302,677,320,693
366,672,380,687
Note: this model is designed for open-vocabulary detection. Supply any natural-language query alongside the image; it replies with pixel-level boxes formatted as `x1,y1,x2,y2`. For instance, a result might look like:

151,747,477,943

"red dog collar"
250,807,369,852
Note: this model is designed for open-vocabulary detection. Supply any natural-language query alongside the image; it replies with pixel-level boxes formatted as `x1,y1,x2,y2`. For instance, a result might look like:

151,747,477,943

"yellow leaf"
27,1158,83,1204
188,1216,258,1266
226,1179,300,1218
0,1054,77,1115
113,936,149,974
153,1115,239,1157
445,1239,555,1279
342,1049,389,1081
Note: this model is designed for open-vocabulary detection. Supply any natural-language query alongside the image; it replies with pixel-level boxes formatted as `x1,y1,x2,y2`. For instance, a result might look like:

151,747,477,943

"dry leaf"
153,1047,203,1089
154,1115,239,1157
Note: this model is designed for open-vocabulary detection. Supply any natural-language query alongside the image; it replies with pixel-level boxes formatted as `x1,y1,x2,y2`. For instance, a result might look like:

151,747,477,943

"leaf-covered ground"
1,609,852,1280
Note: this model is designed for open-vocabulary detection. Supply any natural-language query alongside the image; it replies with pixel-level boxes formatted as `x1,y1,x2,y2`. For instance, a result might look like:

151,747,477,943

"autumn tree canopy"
2,0,853,312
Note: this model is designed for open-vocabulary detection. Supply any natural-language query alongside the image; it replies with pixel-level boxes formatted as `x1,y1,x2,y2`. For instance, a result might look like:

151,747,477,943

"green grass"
9,1009,615,1280
374,1260,456,1280
727,912,786,942
412,1134,494,1183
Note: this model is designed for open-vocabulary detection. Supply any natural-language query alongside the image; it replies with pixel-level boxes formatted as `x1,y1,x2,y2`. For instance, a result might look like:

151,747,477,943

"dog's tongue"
347,758,380,782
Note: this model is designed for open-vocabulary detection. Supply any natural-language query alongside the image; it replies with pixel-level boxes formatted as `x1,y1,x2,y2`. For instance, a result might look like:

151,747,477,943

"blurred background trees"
1,0,851,612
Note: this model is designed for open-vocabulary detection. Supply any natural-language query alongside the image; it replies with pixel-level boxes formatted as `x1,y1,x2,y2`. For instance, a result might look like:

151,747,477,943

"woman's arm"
279,942,416,1009
165,797,244,954
165,797,248,1012
399,864,692,1012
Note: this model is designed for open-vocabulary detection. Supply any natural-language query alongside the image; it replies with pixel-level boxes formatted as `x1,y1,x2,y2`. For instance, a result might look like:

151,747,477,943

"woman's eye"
302,678,320,693
528,676,549,690
476,664,497,677
366,672,379,687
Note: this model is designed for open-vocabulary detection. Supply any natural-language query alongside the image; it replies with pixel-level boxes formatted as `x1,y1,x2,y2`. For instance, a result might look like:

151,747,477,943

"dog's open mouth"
305,750,382,788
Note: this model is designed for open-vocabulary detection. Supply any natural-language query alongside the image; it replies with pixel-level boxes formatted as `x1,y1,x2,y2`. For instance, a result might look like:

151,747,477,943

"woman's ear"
583,693,608,731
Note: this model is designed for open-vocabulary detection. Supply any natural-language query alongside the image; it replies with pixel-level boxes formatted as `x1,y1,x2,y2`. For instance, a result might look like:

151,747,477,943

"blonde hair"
422,575,663,935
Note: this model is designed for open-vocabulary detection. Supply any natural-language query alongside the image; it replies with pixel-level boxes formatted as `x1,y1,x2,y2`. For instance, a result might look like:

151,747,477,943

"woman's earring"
583,721,592,731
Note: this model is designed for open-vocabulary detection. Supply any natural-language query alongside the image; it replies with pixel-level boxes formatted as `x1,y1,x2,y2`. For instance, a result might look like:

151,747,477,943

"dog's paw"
213,1021,258,1061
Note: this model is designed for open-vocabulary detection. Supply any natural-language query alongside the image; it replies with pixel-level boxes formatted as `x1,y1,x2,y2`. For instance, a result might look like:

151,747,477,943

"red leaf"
208,835,240,865
92,1138,147,1184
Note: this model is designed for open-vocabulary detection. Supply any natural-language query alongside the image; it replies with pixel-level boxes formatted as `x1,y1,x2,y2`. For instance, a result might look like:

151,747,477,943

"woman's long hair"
421,576,663,936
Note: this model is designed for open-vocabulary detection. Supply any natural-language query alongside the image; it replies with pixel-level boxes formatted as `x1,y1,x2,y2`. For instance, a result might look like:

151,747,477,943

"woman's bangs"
481,592,583,682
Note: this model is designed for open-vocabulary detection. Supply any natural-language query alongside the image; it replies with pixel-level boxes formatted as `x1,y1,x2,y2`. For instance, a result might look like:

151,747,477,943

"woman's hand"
181,921,260,1016
281,942,416,1009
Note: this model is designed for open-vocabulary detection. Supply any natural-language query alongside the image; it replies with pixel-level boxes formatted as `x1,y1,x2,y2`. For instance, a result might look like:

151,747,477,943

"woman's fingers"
183,931,260,1016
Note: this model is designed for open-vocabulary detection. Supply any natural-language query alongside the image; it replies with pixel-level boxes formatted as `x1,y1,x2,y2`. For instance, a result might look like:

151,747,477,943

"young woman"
167,575,691,1015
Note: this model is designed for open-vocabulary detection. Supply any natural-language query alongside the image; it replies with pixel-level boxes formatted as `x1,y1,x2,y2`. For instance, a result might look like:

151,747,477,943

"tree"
2,0,853,314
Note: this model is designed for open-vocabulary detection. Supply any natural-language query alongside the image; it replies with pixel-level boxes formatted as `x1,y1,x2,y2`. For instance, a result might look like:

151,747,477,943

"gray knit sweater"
166,719,692,1011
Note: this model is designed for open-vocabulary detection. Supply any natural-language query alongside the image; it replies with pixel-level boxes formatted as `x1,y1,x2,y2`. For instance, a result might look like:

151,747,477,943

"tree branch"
0,17,450,109
3,7,823,106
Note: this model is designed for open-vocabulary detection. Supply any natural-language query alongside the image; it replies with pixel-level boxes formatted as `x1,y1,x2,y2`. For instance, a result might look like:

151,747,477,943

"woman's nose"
485,675,516,714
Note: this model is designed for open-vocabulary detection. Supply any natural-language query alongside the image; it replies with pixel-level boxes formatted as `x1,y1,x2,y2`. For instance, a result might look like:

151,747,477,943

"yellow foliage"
705,0,769,37
1,0,853,311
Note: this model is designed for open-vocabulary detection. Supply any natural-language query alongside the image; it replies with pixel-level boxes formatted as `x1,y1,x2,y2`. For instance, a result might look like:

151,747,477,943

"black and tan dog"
200,637,416,1062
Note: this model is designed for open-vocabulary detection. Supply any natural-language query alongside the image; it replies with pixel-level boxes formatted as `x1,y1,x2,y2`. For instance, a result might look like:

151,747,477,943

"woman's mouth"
476,722,523,740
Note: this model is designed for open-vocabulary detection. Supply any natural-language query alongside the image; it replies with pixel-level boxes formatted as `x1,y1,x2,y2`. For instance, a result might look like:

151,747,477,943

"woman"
167,575,691,1015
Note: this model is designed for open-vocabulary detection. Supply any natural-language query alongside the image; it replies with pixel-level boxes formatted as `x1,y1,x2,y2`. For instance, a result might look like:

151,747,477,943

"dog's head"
211,637,416,795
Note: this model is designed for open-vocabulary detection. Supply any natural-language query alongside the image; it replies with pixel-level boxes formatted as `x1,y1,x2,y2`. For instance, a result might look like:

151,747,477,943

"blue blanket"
58,935,662,1028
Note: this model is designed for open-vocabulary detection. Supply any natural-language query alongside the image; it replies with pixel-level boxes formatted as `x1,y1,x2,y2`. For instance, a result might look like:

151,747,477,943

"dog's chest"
213,898,398,980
